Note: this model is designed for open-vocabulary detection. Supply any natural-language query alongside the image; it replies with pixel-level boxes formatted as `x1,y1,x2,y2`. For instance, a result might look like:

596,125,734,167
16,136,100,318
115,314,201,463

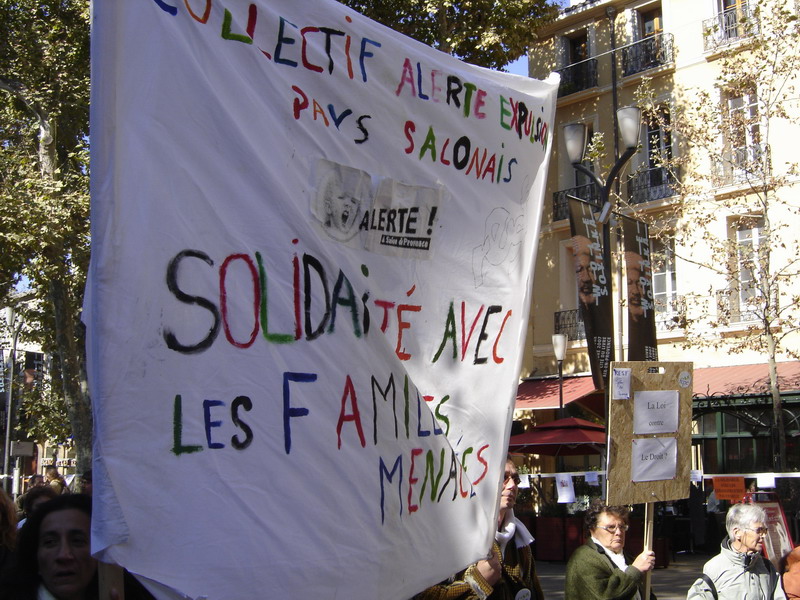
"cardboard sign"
606,362,692,505
87,1,558,599
713,476,746,502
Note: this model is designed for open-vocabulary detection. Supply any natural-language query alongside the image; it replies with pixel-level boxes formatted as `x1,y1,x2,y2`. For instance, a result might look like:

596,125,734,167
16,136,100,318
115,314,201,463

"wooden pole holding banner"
643,501,654,600
99,562,124,600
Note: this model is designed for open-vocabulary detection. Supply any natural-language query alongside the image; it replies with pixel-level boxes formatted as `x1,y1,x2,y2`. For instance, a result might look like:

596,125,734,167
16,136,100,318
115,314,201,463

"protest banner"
568,197,613,389
620,217,658,362
86,1,558,598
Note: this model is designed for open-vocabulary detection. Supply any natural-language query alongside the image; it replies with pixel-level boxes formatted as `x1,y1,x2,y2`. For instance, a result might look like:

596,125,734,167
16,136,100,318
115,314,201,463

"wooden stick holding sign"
606,361,693,598
643,501,654,600
99,562,124,600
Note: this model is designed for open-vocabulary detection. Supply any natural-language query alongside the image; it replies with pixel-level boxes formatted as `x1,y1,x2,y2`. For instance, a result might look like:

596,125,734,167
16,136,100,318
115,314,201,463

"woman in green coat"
565,502,656,600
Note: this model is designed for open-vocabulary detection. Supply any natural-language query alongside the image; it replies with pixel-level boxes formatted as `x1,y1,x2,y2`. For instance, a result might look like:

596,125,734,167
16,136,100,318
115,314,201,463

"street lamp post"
563,107,642,498
563,106,642,227
3,306,22,495
552,333,567,419
563,107,642,367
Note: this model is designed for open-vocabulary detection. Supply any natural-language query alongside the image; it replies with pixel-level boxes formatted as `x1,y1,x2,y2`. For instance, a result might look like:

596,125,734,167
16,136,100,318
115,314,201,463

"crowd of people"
0,463,798,599
0,468,151,600
413,459,797,600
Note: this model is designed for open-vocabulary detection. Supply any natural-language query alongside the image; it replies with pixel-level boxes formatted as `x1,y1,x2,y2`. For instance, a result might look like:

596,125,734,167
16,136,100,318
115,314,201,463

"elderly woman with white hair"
687,502,786,599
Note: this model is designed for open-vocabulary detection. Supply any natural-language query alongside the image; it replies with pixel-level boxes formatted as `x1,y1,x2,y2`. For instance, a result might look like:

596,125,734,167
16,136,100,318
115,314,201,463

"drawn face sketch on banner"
471,176,531,288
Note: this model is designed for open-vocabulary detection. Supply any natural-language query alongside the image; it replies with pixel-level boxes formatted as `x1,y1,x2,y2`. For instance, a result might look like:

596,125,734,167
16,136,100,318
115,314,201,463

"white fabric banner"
86,1,558,598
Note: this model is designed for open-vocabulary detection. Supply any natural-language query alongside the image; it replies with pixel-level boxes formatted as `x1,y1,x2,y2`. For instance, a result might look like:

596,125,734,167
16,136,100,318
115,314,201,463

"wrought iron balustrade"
716,288,760,324
554,309,586,341
712,144,768,186
621,33,674,77
655,295,685,332
552,184,601,221
628,166,679,205
703,4,759,51
556,59,598,98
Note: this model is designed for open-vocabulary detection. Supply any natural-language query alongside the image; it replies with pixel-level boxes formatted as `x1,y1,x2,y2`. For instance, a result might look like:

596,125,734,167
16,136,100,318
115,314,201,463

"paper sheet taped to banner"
86,1,558,599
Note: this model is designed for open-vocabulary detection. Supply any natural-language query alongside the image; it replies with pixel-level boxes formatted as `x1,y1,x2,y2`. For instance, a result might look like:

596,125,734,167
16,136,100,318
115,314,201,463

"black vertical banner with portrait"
621,217,658,361
568,197,614,389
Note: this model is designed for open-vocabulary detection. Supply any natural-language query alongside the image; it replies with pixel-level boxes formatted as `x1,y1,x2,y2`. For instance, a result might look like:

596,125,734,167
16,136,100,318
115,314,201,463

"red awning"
515,376,603,415
514,361,800,415
515,376,596,410
692,361,800,397
508,416,605,455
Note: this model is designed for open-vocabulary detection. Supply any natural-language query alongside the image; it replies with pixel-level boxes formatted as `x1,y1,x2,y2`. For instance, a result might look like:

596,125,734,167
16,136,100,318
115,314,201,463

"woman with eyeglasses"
687,503,786,599
565,501,656,600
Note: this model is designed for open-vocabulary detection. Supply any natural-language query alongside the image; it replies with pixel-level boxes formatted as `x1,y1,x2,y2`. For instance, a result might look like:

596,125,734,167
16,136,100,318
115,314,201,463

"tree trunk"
38,118,93,473
766,333,785,471
48,276,92,473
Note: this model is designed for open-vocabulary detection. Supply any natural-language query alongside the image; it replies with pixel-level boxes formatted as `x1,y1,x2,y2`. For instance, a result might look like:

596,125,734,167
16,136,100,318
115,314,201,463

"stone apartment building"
517,0,800,480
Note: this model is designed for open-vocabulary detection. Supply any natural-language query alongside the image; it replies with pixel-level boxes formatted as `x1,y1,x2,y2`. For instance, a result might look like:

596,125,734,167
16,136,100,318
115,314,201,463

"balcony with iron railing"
713,144,767,187
555,59,598,98
554,309,586,341
703,4,759,52
628,165,680,205
552,183,602,221
655,295,685,332
716,288,761,324
621,33,674,77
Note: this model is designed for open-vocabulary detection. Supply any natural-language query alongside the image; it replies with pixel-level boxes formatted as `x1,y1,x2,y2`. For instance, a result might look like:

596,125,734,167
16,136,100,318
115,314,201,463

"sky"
506,55,529,77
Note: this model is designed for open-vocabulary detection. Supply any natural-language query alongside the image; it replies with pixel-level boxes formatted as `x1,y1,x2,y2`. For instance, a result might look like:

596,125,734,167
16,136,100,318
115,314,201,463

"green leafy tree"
17,378,71,448
340,0,558,70
0,0,91,471
632,0,800,470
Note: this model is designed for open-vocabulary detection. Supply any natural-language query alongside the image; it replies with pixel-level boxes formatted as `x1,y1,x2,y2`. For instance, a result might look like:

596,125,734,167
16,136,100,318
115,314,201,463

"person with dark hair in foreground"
1,494,97,600
565,502,656,600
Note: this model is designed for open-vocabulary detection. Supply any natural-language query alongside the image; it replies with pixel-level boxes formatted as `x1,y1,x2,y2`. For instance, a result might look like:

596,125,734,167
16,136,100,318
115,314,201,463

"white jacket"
686,538,786,600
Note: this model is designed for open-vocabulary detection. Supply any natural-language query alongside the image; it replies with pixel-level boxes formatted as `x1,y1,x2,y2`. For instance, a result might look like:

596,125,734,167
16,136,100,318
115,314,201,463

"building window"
629,108,677,204
641,7,663,37
703,0,759,51
727,89,761,172
556,29,597,97
568,32,589,64
646,108,672,167
622,5,673,76
735,216,766,320
651,237,679,327
719,0,751,40
715,89,764,184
